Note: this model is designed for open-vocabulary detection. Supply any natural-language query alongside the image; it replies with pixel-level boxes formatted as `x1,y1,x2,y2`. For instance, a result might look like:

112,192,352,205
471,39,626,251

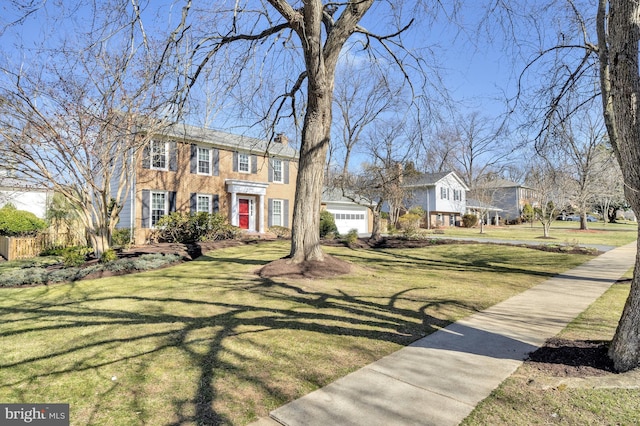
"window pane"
272,200,282,226
152,141,167,169
151,192,166,226
197,195,211,212
239,153,249,172
198,148,210,174
273,159,282,182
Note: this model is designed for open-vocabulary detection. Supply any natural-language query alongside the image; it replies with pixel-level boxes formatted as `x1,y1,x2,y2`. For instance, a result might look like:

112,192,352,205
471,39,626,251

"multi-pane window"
197,195,212,213
151,140,167,170
440,187,449,199
453,189,461,201
198,147,211,175
332,213,365,220
272,159,283,183
238,153,250,173
271,199,283,226
151,192,167,226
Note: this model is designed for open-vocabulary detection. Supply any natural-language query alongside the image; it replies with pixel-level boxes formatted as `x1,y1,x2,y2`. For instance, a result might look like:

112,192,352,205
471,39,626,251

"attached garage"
324,203,369,235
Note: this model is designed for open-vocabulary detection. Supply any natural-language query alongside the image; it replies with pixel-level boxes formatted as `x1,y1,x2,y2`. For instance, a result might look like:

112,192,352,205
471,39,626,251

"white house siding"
434,174,466,214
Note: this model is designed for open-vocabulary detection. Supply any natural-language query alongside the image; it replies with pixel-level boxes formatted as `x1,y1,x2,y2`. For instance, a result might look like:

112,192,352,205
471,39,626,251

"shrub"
344,229,359,247
100,249,118,263
153,212,240,243
0,253,182,287
398,213,422,239
0,206,47,236
62,246,93,267
319,210,338,238
462,214,478,228
111,228,132,248
269,226,291,239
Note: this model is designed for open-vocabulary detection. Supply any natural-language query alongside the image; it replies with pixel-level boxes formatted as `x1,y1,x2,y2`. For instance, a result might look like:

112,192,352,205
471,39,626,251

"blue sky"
0,1,524,152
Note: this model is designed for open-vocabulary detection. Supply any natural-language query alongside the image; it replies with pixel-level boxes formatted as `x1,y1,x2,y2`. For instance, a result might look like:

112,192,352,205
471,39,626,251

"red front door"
239,199,250,229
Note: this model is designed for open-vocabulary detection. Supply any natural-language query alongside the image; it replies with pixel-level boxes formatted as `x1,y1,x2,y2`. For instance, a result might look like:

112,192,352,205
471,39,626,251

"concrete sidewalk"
251,241,637,426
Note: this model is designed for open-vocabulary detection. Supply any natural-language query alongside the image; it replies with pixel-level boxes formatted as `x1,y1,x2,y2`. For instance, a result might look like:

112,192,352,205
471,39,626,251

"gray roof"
478,178,533,190
322,186,373,206
466,198,503,212
403,171,470,190
152,122,298,160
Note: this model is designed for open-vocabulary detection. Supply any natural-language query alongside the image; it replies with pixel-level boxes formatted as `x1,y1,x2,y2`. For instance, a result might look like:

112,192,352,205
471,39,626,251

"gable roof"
322,186,374,206
152,122,299,160
403,171,470,191
478,178,535,190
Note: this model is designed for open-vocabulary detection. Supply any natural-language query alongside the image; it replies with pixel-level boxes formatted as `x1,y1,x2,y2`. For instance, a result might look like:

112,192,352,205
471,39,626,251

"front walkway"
251,241,637,426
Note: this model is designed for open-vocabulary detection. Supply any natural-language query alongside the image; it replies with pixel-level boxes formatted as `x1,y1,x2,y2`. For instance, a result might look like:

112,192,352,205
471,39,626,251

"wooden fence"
0,230,87,261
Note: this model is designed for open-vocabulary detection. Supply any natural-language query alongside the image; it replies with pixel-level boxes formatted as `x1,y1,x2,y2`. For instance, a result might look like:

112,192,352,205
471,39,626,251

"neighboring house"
473,178,538,222
0,172,51,219
321,187,373,235
115,124,298,243
403,171,469,227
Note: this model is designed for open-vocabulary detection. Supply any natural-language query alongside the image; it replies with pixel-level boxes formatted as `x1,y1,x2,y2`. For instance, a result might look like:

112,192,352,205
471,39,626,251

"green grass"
0,241,593,425
462,269,639,426
439,221,638,247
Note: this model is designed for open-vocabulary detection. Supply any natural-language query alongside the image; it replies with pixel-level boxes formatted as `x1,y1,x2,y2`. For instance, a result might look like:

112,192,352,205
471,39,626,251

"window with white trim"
197,194,212,213
238,153,250,173
151,191,168,226
272,159,283,183
440,187,448,199
198,147,211,175
271,199,283,226
151,140,168,170
453,189,461,201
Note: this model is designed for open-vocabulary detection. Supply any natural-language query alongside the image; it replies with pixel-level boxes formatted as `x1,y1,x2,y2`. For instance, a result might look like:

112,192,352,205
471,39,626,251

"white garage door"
328,206,368,235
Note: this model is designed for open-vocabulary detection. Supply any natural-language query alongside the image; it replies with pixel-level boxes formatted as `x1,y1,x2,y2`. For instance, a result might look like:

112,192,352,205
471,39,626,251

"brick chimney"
274,133,288,145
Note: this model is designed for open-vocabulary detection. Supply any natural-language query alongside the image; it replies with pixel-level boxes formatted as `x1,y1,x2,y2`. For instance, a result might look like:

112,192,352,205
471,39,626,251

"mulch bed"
527,338,616,377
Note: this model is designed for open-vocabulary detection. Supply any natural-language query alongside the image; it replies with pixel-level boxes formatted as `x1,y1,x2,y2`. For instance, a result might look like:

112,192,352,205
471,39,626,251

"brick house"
115,124,298,243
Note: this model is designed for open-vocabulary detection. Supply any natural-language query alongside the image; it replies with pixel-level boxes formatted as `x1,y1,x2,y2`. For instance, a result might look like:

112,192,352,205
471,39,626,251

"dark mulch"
526,338,616,377
258,254,352,279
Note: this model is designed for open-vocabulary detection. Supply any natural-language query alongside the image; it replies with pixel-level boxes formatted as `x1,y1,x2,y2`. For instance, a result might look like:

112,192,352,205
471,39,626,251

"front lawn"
0,241,594,425
463,269,639,425
442,221,637,247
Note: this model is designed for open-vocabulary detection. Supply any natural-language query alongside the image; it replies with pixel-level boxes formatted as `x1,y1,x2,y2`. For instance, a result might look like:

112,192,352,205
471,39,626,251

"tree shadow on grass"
1,241,574,425
0,272,468,425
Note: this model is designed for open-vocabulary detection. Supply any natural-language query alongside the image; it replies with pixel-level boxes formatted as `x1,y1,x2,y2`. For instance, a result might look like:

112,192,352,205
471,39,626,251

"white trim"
271,199,283,226
196,193,212,213
197,146,212,175
238,152,250,173
150,140,169,171
272,158,283,183
150,190,169,227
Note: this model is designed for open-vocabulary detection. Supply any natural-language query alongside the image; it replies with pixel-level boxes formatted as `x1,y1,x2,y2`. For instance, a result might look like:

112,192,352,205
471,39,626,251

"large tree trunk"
601,0,640,372
288,1,332,263
289,96,332,262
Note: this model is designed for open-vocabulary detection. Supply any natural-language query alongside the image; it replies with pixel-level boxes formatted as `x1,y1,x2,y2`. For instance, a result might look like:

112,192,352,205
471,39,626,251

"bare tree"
551,107,612,230
0,2,169,255
331,57,403,175
336,119,417,241
155,1,440,263
442,111,511,188
526,162,571,239
597,0,640,372
490,0,640,371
